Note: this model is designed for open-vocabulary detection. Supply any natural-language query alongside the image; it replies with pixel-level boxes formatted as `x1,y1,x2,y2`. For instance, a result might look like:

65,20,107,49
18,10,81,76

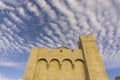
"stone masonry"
23,35,108,80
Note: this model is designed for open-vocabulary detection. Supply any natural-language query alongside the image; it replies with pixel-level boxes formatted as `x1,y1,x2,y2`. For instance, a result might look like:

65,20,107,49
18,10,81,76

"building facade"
23,35,108,80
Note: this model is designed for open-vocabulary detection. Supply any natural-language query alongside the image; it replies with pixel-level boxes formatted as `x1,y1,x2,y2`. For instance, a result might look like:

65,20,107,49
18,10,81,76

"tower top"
79,34,95,42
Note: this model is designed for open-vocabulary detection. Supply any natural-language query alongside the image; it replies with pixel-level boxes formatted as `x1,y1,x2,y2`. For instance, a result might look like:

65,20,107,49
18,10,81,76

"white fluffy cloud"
0,60,25,69
0,73,21,80
36,0,57,19
27,2,40,17
9,12,23,23
0,1,14,10
0,74,14,80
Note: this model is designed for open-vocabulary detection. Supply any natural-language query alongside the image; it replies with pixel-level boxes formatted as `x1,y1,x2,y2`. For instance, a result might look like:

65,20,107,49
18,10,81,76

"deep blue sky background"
0,0,120,80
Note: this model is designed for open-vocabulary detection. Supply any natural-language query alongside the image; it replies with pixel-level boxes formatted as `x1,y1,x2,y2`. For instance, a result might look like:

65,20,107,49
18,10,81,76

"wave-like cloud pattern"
0,0,120,70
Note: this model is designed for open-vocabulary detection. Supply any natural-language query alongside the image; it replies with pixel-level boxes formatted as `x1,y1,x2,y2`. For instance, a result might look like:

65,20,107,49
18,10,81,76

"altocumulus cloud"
0,73,22,80
0,0,120,71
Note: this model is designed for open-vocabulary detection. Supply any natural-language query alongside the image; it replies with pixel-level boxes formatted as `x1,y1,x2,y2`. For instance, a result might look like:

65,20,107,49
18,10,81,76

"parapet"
30,46,84,64
32,46,82,53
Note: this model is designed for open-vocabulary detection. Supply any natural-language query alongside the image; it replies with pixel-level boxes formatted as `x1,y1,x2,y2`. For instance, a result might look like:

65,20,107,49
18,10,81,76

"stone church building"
23,35,108,80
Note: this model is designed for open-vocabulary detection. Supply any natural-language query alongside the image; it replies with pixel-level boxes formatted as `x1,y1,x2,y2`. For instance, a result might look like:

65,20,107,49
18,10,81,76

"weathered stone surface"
23,35,108,80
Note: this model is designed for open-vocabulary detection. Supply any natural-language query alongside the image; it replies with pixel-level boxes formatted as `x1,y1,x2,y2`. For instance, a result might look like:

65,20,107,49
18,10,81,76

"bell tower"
79,35,108,80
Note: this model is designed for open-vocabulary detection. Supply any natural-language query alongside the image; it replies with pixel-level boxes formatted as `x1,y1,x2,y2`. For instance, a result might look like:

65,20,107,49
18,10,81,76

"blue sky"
0,0,120,80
